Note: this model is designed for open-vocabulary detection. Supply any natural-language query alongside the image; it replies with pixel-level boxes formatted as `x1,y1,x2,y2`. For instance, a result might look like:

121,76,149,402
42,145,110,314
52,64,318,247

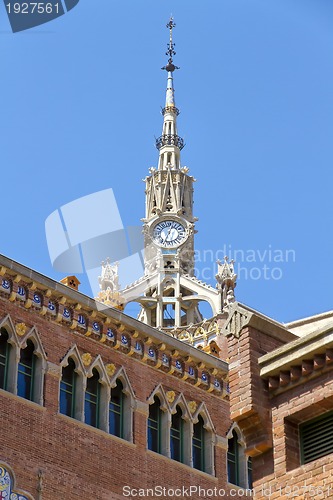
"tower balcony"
155,134,185,150
162,106,180,116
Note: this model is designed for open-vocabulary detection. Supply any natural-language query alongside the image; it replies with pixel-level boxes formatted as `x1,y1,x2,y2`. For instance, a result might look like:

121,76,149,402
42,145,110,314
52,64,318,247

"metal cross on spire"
162,17,179,73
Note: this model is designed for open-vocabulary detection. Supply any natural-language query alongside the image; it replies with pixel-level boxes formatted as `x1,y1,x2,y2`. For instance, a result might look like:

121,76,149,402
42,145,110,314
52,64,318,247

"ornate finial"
95,259,124,310
162,17,179,73
216,256,237,310
98,259,120,292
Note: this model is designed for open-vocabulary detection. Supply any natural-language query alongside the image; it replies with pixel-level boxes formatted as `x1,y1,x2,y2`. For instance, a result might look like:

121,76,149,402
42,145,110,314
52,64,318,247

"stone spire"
95,258,124,311
121,18,229,340
216,257,237,310
156,18,184,170
98,258,120,292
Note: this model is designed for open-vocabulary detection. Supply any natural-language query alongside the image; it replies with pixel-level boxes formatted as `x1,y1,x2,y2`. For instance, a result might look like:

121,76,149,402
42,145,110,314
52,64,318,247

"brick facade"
0,257,249,500
2,257,333,499
225,303,333,499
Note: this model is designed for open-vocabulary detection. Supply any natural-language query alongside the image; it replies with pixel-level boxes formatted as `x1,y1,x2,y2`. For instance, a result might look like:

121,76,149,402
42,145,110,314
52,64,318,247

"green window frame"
300,411,333,464
60,358,77,418
227,430,239,485
170,406,183,462
193,415,205,471
109,380,124,438
17,340,35,401
148,396,161,453
84,369,100,428
247,457,253,489
0,328,10,391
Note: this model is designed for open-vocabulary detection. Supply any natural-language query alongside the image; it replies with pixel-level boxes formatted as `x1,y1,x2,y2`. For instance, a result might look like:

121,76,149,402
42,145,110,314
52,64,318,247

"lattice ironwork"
162,106,180,116
155,134,185,150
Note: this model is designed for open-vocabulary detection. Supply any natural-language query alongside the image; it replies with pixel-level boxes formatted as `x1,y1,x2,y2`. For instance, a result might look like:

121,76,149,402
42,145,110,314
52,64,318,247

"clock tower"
119,19,237,342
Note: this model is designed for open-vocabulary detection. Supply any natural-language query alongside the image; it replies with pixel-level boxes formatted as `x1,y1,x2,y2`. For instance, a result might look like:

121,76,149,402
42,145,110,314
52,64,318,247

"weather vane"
162,17,180,73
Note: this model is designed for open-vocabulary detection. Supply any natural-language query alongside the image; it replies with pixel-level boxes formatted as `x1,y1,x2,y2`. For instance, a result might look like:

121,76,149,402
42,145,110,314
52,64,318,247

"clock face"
153,220,187,247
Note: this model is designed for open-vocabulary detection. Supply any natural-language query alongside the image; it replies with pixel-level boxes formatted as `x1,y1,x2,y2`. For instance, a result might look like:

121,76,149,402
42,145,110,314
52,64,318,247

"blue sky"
1,0,333,323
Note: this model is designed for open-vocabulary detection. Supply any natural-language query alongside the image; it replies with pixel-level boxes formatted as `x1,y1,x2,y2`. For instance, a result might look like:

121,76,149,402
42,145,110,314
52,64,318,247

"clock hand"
163,225,174,243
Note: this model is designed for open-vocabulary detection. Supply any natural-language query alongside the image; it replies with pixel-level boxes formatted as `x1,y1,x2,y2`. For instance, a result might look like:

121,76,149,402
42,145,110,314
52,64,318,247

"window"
17,340,35,401
146,388,215,474
0,320,45,405
227,430,239,485
0,328,10,390
148,396,162,453
193,415,205,471
170,406,183,462
60,359,77,418
85,369,100,428
109,380,124,438
227,427,252,488
300,411,333,464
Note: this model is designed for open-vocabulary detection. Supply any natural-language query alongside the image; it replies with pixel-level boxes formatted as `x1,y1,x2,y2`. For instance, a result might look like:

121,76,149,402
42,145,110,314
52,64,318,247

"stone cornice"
0,254,228,397
259,323,333,395
222,302,296,343
285,309,333,330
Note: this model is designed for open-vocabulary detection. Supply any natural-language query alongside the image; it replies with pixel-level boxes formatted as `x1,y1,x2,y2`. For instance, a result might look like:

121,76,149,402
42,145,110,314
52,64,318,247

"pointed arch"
172,393,191,420
60,345,85,376
170,404,184,463
59,345,85,421
85,355,110,432
169,394,192,466
193,402,215,431
227,423,251,489
227,422,246,447
17,326,46,405
147,384,170,455
192,402,215,475
109,366,135,400
0,315,19,393
20,326,47,360
87,355,110,387
108,367,135,442
0,314,20,346
147,383,170,412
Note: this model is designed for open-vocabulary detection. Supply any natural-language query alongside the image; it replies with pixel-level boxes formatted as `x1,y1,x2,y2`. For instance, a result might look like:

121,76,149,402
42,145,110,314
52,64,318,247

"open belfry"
1,18,333,500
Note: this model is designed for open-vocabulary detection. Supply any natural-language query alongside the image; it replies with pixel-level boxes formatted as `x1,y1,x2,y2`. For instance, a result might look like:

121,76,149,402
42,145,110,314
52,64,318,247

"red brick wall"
0,297,248,499
227,326,285,456
227,323,333,499
253,375,333,499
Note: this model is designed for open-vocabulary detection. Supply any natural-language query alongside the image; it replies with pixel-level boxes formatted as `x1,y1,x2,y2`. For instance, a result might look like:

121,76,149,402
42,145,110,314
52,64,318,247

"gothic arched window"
227,428,252,489
148,396,162,453
85,369,100,428
0,328,10,390
109,379,124,438
60,358,77,418
170,405,183,462
17,340,35,401
193,415,205,471
227,430,239,485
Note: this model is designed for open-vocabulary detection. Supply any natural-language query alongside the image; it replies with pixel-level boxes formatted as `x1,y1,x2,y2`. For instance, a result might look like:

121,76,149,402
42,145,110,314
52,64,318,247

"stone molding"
222,302,295,343
259,324,333,395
